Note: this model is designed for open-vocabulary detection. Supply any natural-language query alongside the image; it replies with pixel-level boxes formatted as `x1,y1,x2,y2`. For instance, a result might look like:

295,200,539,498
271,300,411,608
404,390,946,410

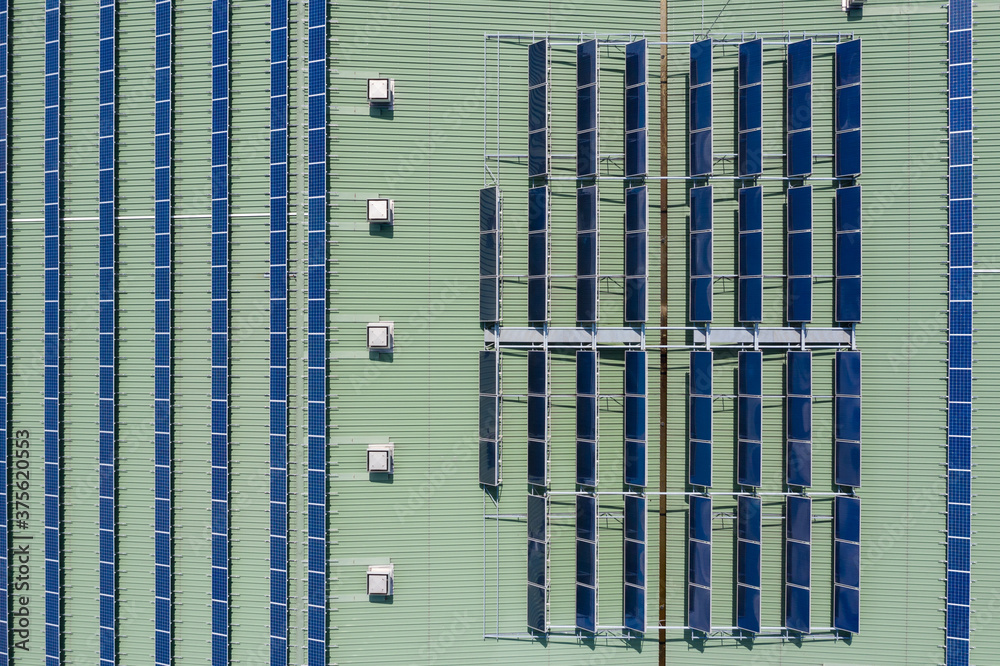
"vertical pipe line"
152,1,173,663
269,0,289,663
209,0,230,663
97,1,117,663
42,1,63,662
306,0,328,663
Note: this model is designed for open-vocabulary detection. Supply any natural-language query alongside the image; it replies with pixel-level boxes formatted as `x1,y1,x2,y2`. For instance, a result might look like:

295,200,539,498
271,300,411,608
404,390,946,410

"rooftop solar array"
688,350,712,487
528,186,548,322
786,40,813,178
737,351,762,487
43,1,63,659
947,2,974,661
623,494,647,632
527,493,548,632
269,1,290,661
737,40,762,177
528,40,548,178
835,186,862,323
786,351,812,487
625,186,648,323
785,496,812,632
98,1,119,661
834,496,861,634
738,186,763,323
688,495,712,632
787,186,813,323
480,187,500,322
624,351,647,487
834,40,862,178
689,39,712,177
479,351,500,486
577,40,598,178
577,350,598,487
624,40,648,178
307,3,329,660
210,1,231,661
736,496,762,632
153,0,174,662
835,351,862,487
528,350,547,487
689,186,713,323
576,494,598,632
577,186,598,322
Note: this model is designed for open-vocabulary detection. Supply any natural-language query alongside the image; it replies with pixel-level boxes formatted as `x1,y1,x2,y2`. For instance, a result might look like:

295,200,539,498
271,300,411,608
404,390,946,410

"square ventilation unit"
368,78,394,103
842,0,865,9
367,564,394,596
367,321,394,352
367,444,394,473
367,198,394,224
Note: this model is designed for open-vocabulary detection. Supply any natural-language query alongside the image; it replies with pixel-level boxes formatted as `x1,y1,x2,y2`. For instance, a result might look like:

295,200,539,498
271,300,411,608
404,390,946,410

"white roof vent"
368,78,394,103
367,444,394,474
367,198,394,224
367,564,394,596
367,321,394,352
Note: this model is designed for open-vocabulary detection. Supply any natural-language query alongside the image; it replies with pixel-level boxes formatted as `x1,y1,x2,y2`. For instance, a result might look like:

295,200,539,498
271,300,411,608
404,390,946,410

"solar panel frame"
688,494,712,632
479,351,501,486
689,350,713,487
527,492,549,633
784,496,812,632
738,351,763,487
786,40,813,178
835,351,862,487
689,186,713,322
738,186,763,323
624,39,648,179
736,495,762,633
577,350,599,487
623,494,647,633
528,186,549,322
576,493,598,632
577,40,599,178
480,187,500,322
577,186,598,322
624,350,647,487
624,186,648,323
833,496,861,634
737,39,763,177
689,39,713,177
834,40,862,178
528,40,549,179
527,350,547,487
786,351,812,487
786,186,813,323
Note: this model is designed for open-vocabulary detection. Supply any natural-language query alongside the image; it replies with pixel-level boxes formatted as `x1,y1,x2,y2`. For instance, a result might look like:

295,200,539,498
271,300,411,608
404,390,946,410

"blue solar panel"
736,585,761,633
625,39,646,87
951,0,972,30
688,584,711,632
948,570,970,606
835,539,860,588
836,351,862,396
690,439,712,488
950,30,971,65
835,129,862,178
690,84,712,131
833,585,860,634
687,495,711,542
528,186,548,321
739,130,762,177
690,39,711,86
577,494,597,542
739,39,761,86
690,127,712,177
527,495,546,541
739,88,762,134
527,539,545,586
625,494,646,542
527,582,546,632
788,40,812,87
785,584,810,632
528,40,546,88
576,584,596,633
835,496,861,543
836,84,861,132
528,86,546,133
689,540,711,588
836,40,862,87
786,539,810,589
626,84,646,132
738,496,761,542
577,39,597,87
690,186,712,231
576,540,596,587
